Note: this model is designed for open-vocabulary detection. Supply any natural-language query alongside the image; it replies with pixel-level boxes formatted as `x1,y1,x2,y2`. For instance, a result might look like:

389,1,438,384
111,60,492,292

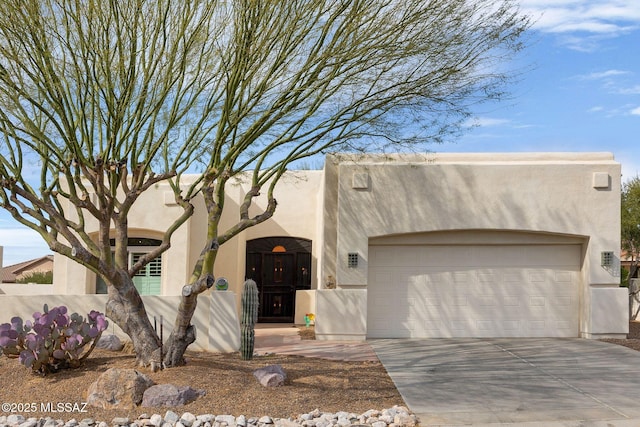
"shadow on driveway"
370,338,640,426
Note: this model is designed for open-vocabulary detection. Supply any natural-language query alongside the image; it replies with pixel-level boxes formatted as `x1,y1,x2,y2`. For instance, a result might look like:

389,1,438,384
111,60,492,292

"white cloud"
464,117,511,128
618,85,640,95
0,227,46,247
579,69,630,80
0,226,50,266
521,1,640,32
630,106,640,115
573,69,640,98
519,1,640,50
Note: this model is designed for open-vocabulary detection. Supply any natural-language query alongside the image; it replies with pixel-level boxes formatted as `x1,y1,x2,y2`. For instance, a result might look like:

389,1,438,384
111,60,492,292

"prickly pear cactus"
0,304,108,375
240,279,259,360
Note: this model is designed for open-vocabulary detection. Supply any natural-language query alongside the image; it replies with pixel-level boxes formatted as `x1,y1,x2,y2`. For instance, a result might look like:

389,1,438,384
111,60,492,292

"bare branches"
0,0,530,363
171,0,530,278
0,0,226,278
0,0,531,276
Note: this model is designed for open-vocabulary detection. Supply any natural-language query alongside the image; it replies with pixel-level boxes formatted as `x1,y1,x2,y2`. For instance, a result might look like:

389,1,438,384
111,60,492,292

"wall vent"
601,251,614,267
347,252,359,268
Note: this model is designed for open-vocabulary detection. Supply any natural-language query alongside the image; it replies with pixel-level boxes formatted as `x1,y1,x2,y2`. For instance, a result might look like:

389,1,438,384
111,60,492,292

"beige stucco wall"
53,177,200,295
0,293,240,352
325,152,620,287
0,283,55,295
317,152,623,339
205,172,324,309
52,171,324,310
50,152,624,340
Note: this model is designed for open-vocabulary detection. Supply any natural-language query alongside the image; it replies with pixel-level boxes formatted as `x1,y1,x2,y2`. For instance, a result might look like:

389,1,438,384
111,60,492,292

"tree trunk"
162,324,197,368
163,274,214,367
105,277,161,368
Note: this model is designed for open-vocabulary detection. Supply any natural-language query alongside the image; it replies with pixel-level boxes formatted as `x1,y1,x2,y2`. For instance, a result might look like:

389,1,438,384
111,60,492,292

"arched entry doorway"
245,237,312,323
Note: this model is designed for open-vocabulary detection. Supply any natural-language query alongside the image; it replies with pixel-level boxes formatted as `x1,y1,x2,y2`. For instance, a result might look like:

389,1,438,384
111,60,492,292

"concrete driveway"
370,338,640,426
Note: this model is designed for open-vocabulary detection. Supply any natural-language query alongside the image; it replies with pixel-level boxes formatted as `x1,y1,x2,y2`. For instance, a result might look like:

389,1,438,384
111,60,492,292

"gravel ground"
0,339,402,421
600,320,640,351
3,323,640,423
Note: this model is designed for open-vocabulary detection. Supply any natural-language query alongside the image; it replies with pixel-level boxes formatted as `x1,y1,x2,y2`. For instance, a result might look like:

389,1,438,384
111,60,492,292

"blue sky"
440,0,640,179
1,0,639,267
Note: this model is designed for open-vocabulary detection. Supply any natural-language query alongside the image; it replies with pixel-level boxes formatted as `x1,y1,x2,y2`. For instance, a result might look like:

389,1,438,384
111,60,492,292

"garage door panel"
367,244,580,338
418,246,474,267
474,246,526,265
525,246,581,266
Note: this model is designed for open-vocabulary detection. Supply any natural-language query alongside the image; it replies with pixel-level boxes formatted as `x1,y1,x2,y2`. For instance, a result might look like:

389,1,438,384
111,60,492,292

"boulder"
141,384,205,407
86,368,155,409
95,334,124,351
253,364,286,387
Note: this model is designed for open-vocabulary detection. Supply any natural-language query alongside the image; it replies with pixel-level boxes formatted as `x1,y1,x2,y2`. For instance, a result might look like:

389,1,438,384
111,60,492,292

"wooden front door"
245,237,312,323
260,253,295,322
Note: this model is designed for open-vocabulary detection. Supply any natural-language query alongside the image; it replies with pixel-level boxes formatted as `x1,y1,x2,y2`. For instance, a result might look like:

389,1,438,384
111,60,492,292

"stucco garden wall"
0,292,240,352
0,283,54,295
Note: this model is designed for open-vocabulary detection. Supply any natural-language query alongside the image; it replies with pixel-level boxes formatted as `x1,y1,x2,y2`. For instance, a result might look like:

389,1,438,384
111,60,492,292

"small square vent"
347,252,359,268
601,251,614,267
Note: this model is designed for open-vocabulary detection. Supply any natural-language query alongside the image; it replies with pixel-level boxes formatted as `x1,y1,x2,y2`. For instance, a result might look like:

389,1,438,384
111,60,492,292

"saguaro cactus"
240,279,259,360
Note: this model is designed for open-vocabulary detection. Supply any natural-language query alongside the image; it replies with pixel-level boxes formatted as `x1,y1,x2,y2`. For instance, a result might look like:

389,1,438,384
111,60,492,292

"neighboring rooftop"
0,255,54,283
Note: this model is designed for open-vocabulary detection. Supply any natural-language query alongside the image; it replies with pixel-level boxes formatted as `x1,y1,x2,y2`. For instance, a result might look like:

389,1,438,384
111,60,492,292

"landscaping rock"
149,415,163,427
86,368,154,409
0,407,419,427
214,415,235,426
141,384,205,407
95,334,124,351
253,365,286,387
179,413,196,427
195,415,213,424
393,414,417,427
7,416,25,425
258,416,273,425
163,412,180,424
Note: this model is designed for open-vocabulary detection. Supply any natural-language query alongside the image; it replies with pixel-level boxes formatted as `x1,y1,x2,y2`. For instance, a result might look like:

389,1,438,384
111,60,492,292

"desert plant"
16,271,53,284
240,279,259,360
0,304,108,375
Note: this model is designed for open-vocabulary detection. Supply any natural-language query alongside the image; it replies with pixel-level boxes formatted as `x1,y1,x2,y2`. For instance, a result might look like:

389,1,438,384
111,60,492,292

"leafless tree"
0,0,530,367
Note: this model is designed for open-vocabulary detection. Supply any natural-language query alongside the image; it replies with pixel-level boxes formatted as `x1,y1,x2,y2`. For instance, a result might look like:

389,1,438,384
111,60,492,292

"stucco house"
1,255,54,284
50,152,627,340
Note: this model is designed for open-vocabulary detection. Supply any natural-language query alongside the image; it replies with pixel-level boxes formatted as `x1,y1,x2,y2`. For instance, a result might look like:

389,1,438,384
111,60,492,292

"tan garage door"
367,244,581,338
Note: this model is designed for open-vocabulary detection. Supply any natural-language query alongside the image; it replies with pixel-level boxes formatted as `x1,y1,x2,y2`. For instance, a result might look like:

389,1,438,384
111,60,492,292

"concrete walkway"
254,324,378,362
370,338,640,427
252,327,640,426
